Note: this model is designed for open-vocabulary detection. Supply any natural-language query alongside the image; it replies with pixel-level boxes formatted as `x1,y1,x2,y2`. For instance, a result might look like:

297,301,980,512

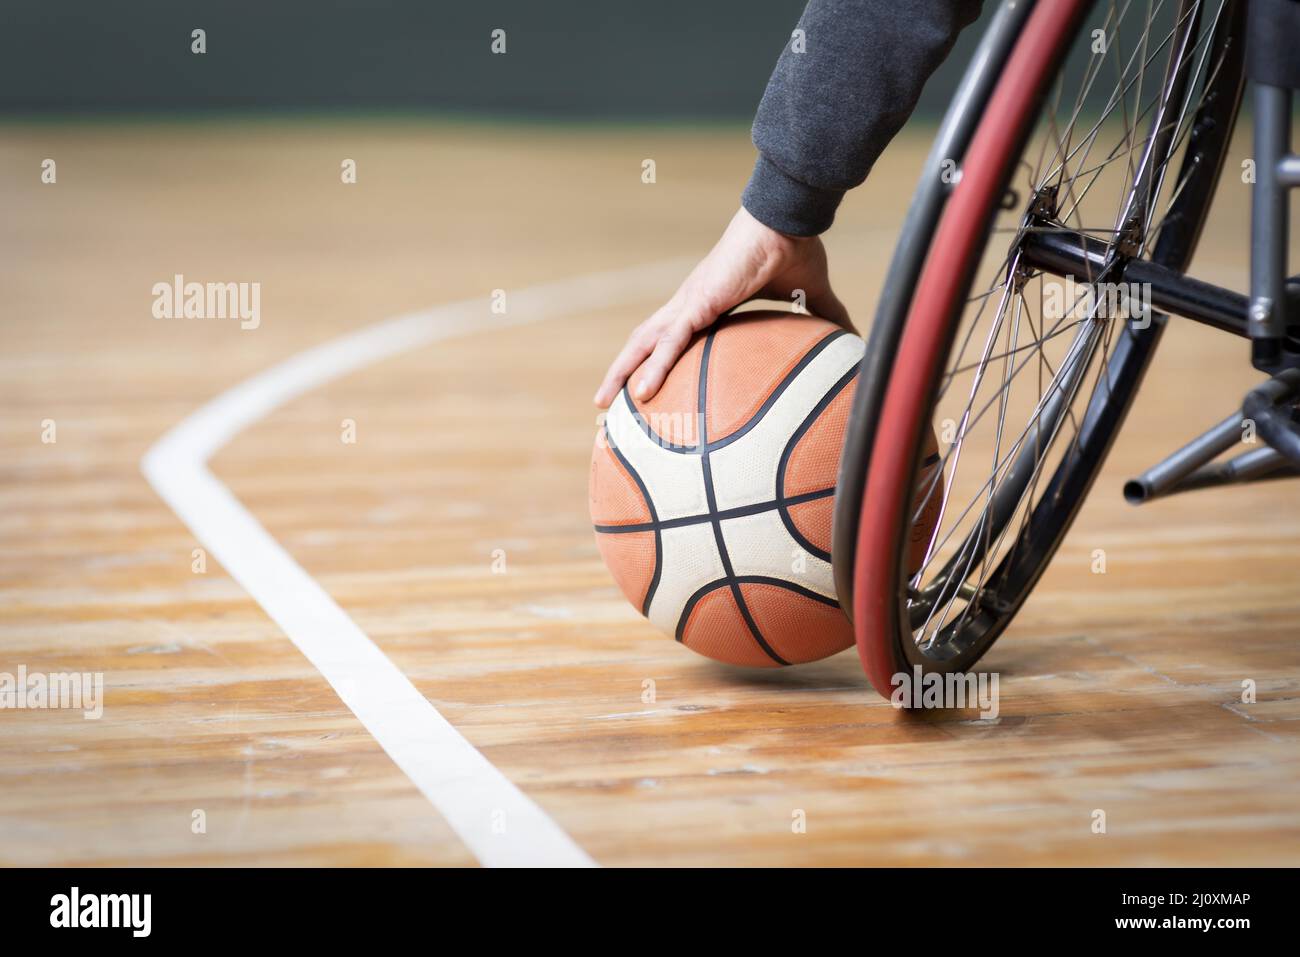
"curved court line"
141,259,692,867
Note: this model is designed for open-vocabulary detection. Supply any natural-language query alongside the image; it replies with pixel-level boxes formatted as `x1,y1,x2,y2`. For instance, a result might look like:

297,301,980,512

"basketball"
590,309,943,667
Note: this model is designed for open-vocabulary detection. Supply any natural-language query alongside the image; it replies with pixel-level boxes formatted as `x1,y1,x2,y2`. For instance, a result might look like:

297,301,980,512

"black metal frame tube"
1124,371,1300,503
1019,230,1256,337
1250,82,1292,354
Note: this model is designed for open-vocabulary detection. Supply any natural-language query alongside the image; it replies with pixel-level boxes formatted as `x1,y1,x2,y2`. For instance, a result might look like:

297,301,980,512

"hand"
593,206,854,408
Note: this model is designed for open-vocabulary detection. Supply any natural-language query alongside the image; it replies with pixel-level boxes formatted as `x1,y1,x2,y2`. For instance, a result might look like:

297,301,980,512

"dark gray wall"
1,0,992,119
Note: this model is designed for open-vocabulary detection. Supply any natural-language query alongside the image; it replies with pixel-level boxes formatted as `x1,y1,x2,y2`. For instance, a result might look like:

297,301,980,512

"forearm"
742,0,983,236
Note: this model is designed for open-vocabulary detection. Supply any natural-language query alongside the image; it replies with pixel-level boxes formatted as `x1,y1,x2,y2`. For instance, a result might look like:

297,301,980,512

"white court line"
141,259,691,867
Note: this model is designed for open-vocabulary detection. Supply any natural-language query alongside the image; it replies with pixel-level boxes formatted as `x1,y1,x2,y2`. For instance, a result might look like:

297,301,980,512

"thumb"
802,285,856,336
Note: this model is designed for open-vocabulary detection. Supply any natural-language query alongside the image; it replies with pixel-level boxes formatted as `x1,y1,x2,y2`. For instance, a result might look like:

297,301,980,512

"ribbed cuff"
741,155,845,237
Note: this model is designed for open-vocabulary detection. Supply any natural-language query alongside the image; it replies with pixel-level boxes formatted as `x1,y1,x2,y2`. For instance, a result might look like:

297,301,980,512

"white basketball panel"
719,509,836,601
707,334,863,513
646,521,726,634
604,390,709,521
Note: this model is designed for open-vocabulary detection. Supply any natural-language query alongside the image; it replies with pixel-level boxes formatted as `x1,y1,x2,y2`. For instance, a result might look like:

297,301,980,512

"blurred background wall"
0,0,992,119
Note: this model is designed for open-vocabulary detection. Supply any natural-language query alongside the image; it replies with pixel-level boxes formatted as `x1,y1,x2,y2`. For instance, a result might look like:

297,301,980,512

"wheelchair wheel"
840,0,1246,697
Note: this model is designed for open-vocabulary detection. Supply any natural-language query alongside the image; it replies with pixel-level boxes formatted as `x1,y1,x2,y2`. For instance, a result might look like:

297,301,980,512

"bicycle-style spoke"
901,0,1231,650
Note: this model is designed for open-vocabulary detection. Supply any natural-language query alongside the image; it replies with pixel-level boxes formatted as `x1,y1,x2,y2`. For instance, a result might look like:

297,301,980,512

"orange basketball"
590,310,942,667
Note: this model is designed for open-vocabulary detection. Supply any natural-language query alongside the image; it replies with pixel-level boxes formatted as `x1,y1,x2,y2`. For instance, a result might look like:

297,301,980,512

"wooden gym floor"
1,117,1297,866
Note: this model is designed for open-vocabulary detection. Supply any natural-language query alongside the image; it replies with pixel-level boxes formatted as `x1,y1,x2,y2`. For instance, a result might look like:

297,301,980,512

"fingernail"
635,381,649,399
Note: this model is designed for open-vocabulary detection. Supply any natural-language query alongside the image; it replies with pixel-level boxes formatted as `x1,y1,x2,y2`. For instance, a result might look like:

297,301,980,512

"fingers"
594,288,853,409
593,312,698,408
754,282,858,337
806,288,857,336
594,325,657,408
629,322,693,403
595,207,841,407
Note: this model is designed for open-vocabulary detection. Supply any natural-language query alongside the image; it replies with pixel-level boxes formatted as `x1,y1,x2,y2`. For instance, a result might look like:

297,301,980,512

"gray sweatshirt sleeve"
742,0,983,236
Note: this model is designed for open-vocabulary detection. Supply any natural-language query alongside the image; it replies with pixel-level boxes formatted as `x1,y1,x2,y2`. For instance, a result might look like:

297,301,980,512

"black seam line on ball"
623,328,848,455
592,486,835,535
674,576,840,642
775,363,860,564
602,422,662,617
696,331,790,667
